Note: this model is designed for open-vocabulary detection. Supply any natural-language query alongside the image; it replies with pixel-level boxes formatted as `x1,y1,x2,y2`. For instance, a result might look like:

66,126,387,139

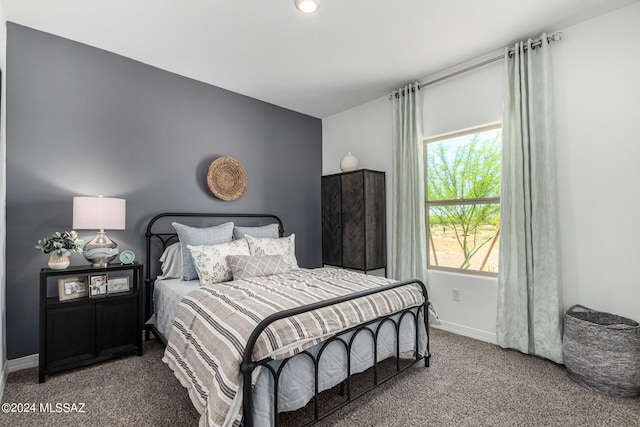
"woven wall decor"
207,157,247,201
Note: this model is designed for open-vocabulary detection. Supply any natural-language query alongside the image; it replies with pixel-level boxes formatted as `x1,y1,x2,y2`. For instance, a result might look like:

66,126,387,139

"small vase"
340,152,359,172
48,253,70,270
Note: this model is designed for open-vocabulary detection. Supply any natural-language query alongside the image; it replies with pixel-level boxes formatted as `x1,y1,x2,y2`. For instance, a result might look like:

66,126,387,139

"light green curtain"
497,34,563,364
391,83,427,286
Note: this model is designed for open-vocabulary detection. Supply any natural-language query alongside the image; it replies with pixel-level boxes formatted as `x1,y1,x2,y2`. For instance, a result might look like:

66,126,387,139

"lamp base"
83,230,119,267
91,261,110,268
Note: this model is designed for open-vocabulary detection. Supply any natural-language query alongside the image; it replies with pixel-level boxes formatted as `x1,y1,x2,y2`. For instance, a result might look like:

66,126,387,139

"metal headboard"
143,212,284,340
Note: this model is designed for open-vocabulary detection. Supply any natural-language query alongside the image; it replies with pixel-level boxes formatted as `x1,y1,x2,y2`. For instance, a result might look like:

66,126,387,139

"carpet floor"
2,328,638,426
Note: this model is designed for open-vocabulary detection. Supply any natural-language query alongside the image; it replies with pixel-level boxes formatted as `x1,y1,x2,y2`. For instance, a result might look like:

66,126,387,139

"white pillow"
245,234,298,269
157,242,183,280
187,239,250,285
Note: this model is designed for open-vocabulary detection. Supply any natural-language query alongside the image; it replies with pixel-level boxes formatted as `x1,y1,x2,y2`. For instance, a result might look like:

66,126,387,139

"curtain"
497,34,563,363
391,83,427,286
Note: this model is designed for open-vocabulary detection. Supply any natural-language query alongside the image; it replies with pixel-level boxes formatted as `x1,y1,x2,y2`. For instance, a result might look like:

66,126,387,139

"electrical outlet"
452,288,461,302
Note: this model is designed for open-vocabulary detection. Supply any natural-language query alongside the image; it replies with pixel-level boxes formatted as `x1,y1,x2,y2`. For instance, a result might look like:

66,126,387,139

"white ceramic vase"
340,152,359,172
48,253,70,270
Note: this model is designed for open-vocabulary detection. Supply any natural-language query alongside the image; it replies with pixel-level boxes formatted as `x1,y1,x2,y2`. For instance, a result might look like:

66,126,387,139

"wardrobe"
321,169,386,275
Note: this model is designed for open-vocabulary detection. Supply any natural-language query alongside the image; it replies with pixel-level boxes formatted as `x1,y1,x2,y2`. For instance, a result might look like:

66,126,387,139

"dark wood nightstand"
39,263,143,383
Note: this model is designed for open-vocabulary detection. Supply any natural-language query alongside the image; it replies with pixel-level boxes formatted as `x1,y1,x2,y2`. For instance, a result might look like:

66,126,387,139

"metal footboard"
241,279,430,427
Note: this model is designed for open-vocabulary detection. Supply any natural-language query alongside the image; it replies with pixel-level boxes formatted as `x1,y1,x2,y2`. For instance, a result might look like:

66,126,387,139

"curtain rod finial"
551,32,563,42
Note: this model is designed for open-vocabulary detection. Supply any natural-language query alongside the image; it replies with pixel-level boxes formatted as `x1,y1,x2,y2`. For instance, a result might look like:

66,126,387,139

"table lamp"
73,196,126,267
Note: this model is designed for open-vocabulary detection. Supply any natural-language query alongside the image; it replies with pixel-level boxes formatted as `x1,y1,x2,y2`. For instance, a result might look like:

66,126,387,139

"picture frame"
58,276,89,301
89,273,108,298
107,276,130,294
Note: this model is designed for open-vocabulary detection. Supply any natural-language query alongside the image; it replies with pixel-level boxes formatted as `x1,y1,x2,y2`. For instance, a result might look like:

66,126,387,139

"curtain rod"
389,32,563,98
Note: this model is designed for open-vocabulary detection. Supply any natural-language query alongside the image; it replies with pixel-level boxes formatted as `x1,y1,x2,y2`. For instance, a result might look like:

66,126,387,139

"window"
424,124,501,275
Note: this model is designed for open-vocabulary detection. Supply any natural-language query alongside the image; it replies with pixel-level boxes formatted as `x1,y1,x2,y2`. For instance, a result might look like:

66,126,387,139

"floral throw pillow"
187,239,250,285
245,234,298,269
226,255,290,280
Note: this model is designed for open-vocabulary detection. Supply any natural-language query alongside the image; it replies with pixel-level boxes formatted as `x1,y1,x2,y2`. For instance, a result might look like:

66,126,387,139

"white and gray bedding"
157,268,428,427
151,277,199,340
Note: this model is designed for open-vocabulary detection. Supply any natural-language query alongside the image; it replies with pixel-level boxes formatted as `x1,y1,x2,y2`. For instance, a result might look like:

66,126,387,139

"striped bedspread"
162,268,425,427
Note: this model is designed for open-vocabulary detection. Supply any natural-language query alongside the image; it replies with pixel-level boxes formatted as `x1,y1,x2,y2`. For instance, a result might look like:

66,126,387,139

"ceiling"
3,0,638,118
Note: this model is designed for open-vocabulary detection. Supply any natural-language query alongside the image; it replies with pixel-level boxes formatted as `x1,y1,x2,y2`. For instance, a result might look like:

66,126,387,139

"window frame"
423,122,502,277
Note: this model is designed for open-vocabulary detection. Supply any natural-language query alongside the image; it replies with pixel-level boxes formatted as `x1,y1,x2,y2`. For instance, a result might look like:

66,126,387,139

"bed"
144,213,430,427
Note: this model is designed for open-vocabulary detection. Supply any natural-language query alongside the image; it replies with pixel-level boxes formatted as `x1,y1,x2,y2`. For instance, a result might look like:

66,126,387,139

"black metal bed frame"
144,213,430,427
144,212,284,343
242,279,430,426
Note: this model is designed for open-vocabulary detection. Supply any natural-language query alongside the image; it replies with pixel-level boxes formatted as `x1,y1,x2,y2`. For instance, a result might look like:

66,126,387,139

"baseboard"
0,355,35,402
431,320,497,345
6,353,38,373
0,361,7,402
4,330,152,377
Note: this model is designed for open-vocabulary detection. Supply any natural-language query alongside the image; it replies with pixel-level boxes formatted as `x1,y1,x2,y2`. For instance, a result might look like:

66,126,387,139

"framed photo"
89,273,108,298
58,276,89,301
107,276,130,294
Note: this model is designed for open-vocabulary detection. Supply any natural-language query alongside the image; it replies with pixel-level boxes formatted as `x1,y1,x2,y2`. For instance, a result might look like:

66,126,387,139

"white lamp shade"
73,197,126,230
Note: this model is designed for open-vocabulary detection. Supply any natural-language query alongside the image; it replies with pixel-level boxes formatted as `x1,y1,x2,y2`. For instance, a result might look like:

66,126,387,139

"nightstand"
39,263,143,383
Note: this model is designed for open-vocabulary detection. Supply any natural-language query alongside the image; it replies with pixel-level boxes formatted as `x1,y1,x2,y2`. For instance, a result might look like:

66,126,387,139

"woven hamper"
563,305,640,398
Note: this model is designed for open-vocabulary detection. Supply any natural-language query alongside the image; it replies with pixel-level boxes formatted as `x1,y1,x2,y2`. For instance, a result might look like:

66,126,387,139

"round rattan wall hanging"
207,156,247,201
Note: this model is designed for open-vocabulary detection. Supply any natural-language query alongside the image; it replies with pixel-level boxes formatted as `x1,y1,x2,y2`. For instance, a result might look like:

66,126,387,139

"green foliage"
427,130,501,270
35,231,84,258
427,132,501,201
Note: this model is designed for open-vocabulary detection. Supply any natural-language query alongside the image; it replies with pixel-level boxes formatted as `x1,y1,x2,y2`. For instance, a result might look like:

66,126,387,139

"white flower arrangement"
35,231,84,258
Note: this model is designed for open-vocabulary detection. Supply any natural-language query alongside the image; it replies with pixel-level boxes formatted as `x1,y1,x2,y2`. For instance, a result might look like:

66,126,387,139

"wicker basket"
563,305,640,398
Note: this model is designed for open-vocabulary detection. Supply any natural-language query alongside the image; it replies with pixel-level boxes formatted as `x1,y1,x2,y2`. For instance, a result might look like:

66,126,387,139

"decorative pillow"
187,239,250,285
233,223,280,240
245,234,298,269
226,255,290,280
157,242,182,280
172,222,234,281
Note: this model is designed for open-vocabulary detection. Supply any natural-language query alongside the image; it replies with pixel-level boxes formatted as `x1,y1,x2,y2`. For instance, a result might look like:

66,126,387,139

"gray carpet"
2,328,639,426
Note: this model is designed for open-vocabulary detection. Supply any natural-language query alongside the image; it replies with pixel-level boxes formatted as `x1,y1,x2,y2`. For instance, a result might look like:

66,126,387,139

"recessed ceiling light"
295,0,320,14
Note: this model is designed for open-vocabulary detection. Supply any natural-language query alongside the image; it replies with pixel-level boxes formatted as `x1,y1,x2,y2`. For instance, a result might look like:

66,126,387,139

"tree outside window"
425,124,501,274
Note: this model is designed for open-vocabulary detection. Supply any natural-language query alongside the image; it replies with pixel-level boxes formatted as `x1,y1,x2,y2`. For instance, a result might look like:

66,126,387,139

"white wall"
323,2,640,342
553,3,640,322
323,95,393,269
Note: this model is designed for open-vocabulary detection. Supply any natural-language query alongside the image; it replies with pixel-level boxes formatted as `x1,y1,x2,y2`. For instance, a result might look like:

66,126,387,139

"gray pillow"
157,242,182,280
226,254,290,280
232,223,280,240
172,221,234,280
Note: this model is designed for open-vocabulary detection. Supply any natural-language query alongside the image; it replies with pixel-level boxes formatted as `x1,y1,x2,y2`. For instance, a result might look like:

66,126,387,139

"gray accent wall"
5,23,322,359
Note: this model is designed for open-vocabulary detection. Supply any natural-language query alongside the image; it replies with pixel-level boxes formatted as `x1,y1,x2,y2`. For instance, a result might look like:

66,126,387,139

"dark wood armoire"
321,169,386,275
